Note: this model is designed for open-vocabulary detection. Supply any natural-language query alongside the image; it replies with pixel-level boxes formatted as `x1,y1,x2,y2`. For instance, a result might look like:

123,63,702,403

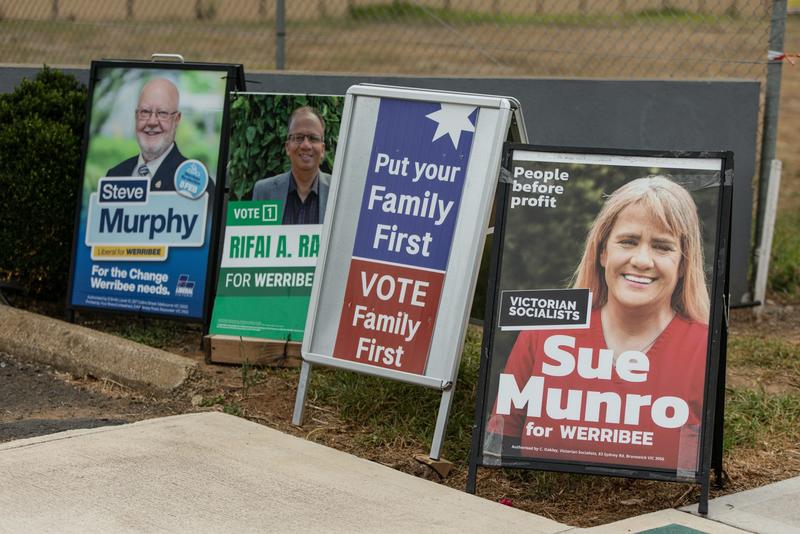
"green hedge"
0,67,86,298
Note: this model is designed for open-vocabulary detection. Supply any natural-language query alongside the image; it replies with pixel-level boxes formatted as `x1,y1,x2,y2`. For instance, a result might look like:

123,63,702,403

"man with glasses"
252,106,330,225
106,78,187,191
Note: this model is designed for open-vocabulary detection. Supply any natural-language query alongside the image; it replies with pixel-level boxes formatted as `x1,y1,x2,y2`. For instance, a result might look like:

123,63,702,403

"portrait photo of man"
106,78,186,191
252,106,331,224
70,62,239,320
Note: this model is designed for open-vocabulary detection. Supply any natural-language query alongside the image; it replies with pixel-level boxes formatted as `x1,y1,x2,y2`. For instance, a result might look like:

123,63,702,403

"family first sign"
294,85,525,459
332,98,473,374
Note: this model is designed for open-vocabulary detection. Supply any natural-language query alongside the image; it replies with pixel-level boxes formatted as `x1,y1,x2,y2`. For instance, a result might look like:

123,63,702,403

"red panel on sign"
333,258,444,375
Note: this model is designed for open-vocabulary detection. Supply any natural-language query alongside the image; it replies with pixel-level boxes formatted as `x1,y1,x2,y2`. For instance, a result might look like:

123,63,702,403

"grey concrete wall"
0,67,759,302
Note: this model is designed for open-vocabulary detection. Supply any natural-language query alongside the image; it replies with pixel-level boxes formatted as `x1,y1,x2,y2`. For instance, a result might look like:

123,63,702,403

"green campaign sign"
209,92,343,341
209,199,320,340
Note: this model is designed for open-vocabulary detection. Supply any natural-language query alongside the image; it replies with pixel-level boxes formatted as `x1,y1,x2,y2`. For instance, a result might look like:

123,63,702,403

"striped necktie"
137,164,150,177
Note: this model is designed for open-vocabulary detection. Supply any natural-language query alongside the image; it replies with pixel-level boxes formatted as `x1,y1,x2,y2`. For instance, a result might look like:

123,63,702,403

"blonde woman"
489,176,710,472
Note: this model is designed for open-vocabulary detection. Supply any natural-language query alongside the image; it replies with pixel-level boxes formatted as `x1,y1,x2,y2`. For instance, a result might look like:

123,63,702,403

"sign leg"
466,460,478,494
429,387,456,460
292,360,312,426
699,474,710,515
712,313,728,489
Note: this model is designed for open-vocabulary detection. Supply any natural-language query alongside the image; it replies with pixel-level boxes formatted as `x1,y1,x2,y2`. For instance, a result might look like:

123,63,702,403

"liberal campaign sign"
68,63,240,320
333,98,478,375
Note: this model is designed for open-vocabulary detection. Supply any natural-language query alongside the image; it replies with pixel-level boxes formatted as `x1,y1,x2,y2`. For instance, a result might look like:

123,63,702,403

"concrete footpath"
1,413,794,534
0,413,564,534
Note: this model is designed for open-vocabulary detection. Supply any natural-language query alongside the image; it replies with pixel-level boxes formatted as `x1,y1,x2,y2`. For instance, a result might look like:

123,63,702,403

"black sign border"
65,59,245,328
467,145,733,507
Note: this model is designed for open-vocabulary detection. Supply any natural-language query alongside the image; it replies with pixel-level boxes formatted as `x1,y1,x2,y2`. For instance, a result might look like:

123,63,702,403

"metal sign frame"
66,59,244,325
293,84,526,459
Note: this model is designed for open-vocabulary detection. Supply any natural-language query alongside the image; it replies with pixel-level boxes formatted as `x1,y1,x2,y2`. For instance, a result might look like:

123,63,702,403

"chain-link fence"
0,0,787,299
0,0,774,82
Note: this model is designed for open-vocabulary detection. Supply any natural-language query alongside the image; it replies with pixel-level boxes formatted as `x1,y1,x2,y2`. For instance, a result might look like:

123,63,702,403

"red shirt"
488,308,708,473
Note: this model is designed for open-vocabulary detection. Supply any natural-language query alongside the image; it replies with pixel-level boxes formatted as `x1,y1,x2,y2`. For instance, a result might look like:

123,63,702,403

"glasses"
287,133,323,145
136,109,178,121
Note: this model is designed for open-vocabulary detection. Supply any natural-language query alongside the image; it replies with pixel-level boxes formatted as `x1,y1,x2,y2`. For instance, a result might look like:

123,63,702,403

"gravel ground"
0,352,187,443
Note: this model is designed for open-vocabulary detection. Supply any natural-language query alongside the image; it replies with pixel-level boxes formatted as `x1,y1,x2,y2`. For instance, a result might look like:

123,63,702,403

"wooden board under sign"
205,335,301,367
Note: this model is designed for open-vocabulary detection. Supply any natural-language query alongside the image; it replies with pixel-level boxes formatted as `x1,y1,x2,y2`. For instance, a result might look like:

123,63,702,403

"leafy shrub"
226,94,344,200
0,67,87,298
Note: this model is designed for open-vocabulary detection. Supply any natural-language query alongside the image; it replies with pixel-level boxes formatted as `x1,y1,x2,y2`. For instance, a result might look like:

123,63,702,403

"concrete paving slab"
681,477,800,534
0,412,570,534
0,304,196,392
568,508,750,533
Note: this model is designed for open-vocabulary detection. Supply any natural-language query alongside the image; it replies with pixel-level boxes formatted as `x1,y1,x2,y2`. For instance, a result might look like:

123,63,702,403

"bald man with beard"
106,78,187,191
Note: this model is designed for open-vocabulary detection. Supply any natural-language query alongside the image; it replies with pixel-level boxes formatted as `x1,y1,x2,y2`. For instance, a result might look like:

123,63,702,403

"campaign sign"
209,199,322,339
207,93,343,340
68,62,242,320
473,147,732,483
333,98,478,375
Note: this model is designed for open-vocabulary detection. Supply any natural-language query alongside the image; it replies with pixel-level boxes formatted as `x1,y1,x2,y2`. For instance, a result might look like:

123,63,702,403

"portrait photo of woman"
483,158,725,475
573,175,709,358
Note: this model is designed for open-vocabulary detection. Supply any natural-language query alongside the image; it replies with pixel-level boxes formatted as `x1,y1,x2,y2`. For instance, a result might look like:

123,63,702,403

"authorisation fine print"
479,148,729,477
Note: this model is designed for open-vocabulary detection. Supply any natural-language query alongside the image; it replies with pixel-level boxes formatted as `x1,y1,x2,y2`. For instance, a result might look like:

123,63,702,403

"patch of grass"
500,467,569,499
240,361,265,399
308,325,482,462
200,395,225,407
346,2,732,27
200,395,243,417
632,7,723,22
769,210,800,297
223,402,243,417
103,318,180,348
346,1,556,26
728,336,800,374
723,387,800,450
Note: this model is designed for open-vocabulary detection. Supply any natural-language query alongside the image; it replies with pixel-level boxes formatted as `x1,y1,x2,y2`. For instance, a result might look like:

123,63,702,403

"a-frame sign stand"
292,84,527,460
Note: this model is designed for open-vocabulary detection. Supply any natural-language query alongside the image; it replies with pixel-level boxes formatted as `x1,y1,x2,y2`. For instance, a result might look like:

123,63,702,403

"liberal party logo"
174,160,209,200
175,274,196,297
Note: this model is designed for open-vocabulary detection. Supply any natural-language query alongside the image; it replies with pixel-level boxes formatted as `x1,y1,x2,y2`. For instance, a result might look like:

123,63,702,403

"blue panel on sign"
351,98,478,271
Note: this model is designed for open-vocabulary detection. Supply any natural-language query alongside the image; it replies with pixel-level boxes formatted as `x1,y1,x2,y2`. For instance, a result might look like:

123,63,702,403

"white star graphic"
425,103,477,149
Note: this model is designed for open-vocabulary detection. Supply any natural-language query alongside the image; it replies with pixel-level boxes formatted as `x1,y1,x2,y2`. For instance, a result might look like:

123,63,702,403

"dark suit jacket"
106,144,187,192
252,171,331,224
